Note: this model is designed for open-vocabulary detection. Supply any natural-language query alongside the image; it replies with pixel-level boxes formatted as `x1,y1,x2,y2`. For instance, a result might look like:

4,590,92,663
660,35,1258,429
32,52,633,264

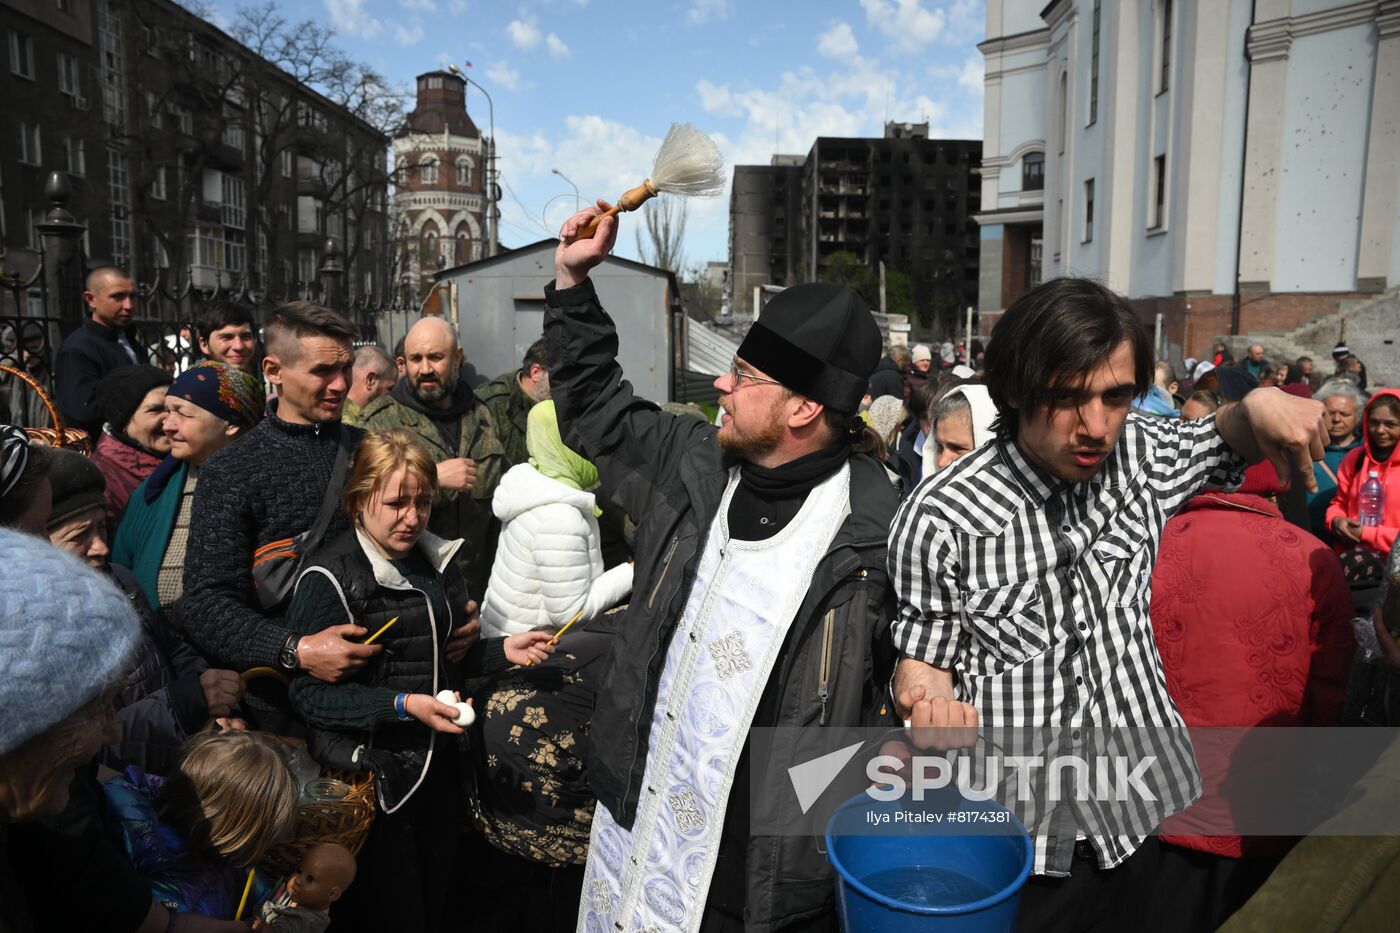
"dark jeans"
328,753,461,933
1143,843,1283,933
1015,838,1161,933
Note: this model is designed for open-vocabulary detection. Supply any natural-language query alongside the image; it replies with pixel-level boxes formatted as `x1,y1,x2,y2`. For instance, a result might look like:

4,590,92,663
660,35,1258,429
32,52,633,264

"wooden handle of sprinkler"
566,181,657,242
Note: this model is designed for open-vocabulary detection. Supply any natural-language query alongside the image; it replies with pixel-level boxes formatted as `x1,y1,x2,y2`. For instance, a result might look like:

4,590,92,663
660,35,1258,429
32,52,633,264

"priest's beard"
717,403,786,462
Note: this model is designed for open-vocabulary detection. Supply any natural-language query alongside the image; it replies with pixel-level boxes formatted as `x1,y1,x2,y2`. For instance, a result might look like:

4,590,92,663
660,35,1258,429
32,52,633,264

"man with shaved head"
55,266,143,437
359,314,508,595
341,345,396,426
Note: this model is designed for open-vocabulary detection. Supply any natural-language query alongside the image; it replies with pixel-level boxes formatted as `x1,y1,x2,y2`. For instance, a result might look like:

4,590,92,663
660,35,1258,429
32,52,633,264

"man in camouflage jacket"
473,337,552,466
359,317,508,597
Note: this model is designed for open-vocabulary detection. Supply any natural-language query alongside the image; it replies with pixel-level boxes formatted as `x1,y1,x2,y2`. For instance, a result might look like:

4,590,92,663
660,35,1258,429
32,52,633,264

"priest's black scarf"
726,438,850,541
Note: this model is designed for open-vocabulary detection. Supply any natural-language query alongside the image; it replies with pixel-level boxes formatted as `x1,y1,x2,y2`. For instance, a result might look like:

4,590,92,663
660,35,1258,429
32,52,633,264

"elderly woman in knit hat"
46,447,243,775
89,365,174,535
0,528,141,928
112,361,264,627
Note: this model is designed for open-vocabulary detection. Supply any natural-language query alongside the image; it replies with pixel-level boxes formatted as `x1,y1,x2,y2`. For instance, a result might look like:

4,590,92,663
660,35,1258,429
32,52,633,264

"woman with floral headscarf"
480,400,633,639
112,361,264,627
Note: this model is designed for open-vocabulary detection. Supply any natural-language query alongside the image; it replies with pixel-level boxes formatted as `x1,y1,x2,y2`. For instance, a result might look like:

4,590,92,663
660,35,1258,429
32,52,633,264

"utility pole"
450,65,498,257
879,260,887,316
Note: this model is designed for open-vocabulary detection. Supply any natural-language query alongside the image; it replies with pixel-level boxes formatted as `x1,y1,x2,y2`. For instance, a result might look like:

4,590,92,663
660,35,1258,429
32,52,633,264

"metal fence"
1,172,418,429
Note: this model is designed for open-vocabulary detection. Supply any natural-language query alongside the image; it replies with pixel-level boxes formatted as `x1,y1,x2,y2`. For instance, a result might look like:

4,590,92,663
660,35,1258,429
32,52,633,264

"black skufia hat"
736,283,882,414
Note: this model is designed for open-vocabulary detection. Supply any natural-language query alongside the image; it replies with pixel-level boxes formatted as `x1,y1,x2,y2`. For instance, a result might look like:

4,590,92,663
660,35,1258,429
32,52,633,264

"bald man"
358,316,508,596
55,266,143,437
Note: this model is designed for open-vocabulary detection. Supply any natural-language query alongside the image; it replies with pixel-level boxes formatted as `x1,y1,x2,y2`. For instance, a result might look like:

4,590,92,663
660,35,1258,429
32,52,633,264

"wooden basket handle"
566,180,658,243
0,363,68,443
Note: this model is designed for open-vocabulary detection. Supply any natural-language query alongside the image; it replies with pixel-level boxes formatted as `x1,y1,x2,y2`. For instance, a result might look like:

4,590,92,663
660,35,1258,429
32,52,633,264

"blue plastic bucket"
824,789,1034,933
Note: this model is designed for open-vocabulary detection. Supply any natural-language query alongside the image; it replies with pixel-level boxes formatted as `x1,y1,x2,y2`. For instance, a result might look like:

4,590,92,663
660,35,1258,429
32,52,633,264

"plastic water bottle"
1360,470,1385,527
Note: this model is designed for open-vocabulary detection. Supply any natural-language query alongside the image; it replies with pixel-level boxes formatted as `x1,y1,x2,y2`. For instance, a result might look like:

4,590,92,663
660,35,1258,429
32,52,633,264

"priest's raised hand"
555,199,619,289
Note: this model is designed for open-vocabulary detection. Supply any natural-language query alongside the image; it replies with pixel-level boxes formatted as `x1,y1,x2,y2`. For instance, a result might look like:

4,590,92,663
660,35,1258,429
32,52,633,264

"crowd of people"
0,213,1396,933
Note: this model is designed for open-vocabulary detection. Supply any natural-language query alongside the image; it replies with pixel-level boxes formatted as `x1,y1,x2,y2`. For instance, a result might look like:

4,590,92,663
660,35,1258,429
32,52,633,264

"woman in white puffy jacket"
480,400,633,638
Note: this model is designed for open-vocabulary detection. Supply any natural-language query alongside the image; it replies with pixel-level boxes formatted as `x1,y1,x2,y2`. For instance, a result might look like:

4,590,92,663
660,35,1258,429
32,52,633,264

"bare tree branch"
635,197,687,273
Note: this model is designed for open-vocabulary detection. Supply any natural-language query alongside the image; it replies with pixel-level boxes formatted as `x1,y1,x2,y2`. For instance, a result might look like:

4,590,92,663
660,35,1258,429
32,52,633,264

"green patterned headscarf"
527,400,598,492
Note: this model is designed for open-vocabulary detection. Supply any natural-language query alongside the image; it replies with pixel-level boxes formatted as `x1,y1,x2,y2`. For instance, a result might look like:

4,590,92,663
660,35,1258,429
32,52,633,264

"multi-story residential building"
977,0,1400,359
393,69,495,302
1,0,390,321
727,155,803,316
728,124,981,337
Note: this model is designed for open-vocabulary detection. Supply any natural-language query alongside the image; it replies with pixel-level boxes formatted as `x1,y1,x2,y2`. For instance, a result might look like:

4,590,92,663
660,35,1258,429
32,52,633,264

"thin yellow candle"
364,616,399,645
548,609,586,646
234,867,255,921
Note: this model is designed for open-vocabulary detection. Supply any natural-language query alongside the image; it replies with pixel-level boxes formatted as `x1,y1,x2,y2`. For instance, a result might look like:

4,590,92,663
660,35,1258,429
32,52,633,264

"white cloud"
859,0,945,53
394,22,425,46
945,0,985,44
449,0,468,12
687,0,734,26
507,13,541,49
399,0,436,10
546,33,570,59
817,22,859,59
696,79,739,117
486,60,522,90
324,0,382,39
957,54,984,91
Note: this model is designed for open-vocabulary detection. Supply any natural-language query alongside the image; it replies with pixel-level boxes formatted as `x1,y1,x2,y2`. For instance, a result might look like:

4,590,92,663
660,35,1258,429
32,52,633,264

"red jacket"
1151,467,1355,857
90,432,162,535
1325,387,1400,555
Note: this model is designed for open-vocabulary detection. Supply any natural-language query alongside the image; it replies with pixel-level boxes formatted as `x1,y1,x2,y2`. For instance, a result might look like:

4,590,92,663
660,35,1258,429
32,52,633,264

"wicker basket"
0,364,90,453
237,667,378,878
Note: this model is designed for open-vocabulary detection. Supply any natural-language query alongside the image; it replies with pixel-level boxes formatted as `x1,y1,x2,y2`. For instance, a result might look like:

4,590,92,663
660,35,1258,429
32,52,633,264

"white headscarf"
923,383,998,478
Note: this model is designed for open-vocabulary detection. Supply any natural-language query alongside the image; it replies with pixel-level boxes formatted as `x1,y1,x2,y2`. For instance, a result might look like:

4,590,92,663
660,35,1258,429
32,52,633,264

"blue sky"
203,0,986,271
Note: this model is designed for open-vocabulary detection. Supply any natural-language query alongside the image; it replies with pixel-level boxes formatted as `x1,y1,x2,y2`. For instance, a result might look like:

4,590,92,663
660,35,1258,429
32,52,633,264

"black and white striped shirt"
888,412,1246,874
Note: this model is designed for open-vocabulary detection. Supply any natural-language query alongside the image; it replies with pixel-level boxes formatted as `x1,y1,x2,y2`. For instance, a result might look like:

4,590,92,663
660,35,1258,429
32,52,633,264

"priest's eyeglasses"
729,359,783,389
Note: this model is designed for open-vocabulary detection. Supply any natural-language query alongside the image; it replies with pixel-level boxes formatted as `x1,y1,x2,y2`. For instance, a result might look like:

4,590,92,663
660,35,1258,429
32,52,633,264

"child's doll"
253,843,357,932
102,729,299,918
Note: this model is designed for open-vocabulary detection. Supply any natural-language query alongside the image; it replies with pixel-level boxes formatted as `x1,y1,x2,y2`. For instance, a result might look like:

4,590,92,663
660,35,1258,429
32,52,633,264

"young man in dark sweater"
182,302,478,686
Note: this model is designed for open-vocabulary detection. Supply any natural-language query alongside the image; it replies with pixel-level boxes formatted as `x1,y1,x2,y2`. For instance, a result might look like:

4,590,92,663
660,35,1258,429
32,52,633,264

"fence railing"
0,172,421,427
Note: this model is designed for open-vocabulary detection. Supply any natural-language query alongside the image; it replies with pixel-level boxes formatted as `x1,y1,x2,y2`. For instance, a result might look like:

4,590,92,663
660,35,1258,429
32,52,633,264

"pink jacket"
91,432,163,534
1325,387,1400,555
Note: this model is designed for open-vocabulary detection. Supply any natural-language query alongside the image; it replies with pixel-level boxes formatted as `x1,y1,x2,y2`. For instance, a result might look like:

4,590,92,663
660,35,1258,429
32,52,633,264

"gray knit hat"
0,529,140,755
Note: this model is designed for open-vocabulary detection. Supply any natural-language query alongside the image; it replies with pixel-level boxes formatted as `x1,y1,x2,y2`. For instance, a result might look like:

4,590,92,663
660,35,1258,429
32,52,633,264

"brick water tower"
393,70,495,303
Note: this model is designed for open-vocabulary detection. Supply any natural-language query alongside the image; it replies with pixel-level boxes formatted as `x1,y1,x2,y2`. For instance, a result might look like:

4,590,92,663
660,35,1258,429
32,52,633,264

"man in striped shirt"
888,278,1327,932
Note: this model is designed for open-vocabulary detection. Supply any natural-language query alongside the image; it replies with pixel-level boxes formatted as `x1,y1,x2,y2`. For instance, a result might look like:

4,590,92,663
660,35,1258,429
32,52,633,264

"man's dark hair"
196,300,257,342
983,277,1152,440
84,265,131,294
263,300,359,361
909,379,939,425
821,408,884,458
393,335,406,362
522,338,553,373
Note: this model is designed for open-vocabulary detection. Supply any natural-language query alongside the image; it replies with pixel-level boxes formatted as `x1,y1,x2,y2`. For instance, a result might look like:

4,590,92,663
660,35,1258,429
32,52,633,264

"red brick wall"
979,290,1368,358
1131,292,1373,360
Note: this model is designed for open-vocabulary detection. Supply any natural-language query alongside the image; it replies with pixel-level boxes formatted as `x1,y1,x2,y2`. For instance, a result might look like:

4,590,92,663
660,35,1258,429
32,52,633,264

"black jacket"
291,527,472,812
54,318,138,437
867,356,903,400
543,277,900,931
106,565,212,777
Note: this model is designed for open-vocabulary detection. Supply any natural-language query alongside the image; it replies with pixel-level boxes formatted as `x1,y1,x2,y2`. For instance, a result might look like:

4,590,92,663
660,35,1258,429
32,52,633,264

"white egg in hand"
435,689,475,727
